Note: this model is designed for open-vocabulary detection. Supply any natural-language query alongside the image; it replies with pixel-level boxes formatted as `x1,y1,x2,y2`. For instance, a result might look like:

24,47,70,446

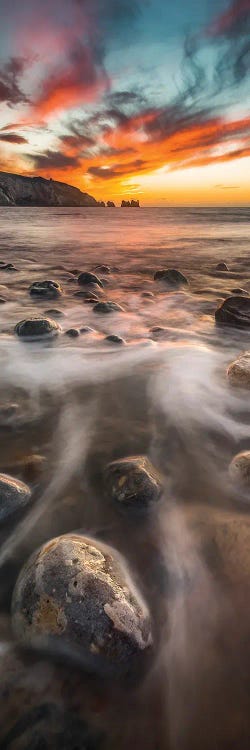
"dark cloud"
0,56,29,107
28,150,81,170
0,132,28,144
88,157,146,179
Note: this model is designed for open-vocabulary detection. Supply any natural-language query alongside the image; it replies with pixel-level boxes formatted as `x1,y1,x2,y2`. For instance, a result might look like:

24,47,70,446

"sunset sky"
0,0,249,205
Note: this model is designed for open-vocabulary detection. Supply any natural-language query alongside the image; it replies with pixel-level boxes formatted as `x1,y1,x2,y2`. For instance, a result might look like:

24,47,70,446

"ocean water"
0,206,250,749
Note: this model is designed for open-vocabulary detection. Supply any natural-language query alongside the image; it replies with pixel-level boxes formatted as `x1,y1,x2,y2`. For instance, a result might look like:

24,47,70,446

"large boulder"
15,317,61,340
154,269,188,288
29,280,62,299
104,456,163,511
12,534,153,680
78,272,103,288
215,296,250,328
0,473,31,526
227,351,250,387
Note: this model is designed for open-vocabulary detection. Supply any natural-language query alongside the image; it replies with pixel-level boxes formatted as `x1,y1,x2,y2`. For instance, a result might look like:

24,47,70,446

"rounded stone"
216,262,229,271
231,288,249,295
105,334,125,345
215,296,250,328
29,280,62,299
12,534,153,679
80,326,95,333
0,473,32,526
15,317,61,340
78,272,103,288
74,291,99,301
229,451,250,487
104,456,163,511
93,301,124,314
141,291,154,298
154,268,188,288
95,265,111,274
65,328,80,338
45,308,65,318
227,351,250,388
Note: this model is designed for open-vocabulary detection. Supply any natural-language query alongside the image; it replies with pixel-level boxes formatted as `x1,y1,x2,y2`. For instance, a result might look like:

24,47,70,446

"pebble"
154,268,188,288
229,451,250,488
65,328,80,338
94,301,124,314
78,272,103,288
104,455,163,511
105,334,125,345
29,280,62,299
227,351,250,387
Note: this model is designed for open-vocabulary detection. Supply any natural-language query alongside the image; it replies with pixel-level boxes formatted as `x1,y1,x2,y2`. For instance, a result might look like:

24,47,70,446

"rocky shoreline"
0,213,249,749
0,171,140,208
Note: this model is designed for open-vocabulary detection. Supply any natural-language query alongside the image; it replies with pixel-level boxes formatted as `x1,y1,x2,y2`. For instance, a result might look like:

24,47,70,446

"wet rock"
229,451,250,487
104,456,163,511
45,308,65,318
0,296,6,303
154,268,188,288
1,262,18,271
15,317,61,340
84,296,100,304
65,328,80,338
78,272,103,288
12,533,153,679
216,262,229,271
95,265,111,274
231,288,249,295
74,291,99,301
94,301,124,314
142,291,154,298
105,334,125,345
227,351,250,388
30,280,62,299
215,296,250,328
80,326,95,334
0,648,105,750
0,473,32,525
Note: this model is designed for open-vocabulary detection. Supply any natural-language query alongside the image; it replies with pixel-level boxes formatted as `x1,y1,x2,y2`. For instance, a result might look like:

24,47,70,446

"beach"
0,205,249,749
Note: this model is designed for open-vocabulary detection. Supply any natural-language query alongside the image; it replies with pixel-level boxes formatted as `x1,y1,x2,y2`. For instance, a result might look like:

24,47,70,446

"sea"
0,205,249,750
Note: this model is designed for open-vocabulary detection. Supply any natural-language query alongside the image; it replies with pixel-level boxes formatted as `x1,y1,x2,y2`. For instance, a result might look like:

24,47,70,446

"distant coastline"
0,171,140,208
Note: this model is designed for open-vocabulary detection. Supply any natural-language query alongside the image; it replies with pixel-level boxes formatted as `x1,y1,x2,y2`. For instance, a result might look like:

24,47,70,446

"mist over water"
0,206,250,749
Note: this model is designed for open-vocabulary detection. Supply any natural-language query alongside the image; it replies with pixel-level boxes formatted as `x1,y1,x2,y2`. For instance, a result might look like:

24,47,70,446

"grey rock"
15,317,61,340
104,455,163,511
12,533,153,679
30,280,62,299
154,269,188,288
78,272,103,288
65,328,80,338
105,334,125,345
93,301,124,314
215,296,250,328
216,262,229,271
0,473,31,525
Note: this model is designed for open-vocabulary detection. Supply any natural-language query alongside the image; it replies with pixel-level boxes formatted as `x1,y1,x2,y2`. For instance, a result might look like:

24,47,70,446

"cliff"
0,171,98,207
